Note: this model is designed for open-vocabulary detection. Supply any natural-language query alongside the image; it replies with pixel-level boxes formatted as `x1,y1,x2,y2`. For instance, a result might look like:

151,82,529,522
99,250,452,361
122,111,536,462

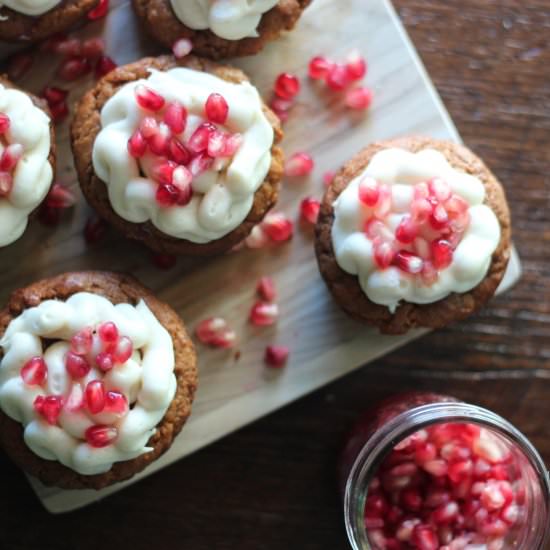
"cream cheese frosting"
92,67,274,244
170,0,278,40
0,83,53,247
0,292,176,476
0,0,61,16
331,148,501,312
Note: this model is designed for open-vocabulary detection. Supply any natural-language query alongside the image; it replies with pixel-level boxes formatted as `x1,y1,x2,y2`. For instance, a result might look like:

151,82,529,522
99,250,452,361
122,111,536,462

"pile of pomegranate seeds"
308,50,373,111
195,317,237,349
127,88,243,208
365,423,521,550
0,118,24,199
359,177,470,284
27,320,135,448
285,152,315,177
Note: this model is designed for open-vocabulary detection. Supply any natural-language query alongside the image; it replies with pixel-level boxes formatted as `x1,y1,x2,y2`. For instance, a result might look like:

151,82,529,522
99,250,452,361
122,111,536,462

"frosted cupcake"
0,271,197,489
315,137,512,334
132,0,312,59
71,54,283,255
0,77,55,248
0,0,100,42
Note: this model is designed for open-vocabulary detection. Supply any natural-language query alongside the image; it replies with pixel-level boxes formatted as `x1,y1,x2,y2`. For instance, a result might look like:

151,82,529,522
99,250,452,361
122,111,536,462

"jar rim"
344,401,550,550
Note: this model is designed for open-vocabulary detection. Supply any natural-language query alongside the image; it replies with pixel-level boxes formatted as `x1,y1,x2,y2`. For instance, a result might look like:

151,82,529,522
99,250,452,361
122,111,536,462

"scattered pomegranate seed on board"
54,37,82,56
45,183,76,208
262,212,294,242
345,49,368,80
87,0,109,20
326,64,351,91
172,38,193,58
57,56,91,81
285,152,314,177
256,276,276,302
245,225,269,249
308,55,333,80
95,55,117,78
274,73,301,100
49,100,69,123
196,318,236,349
323,170,335,187
81,37,104,58
345,87,373,110
264,346,289,367
249,302,279,326
42,86,68,105
300,197,321,224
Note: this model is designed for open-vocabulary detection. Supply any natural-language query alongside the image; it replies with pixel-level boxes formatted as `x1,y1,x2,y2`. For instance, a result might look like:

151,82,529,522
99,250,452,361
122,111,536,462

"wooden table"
1,1,549,548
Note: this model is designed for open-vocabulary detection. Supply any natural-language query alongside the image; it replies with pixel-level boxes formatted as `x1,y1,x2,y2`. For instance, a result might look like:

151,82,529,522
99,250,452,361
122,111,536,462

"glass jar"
339,393,550,550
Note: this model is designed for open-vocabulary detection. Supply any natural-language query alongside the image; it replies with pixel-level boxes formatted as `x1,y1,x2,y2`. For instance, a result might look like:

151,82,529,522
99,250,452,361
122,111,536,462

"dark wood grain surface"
1,1,550,548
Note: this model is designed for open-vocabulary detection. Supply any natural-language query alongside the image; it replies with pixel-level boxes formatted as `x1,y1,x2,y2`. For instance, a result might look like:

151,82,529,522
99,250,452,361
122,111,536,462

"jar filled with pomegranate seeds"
339,393,550,550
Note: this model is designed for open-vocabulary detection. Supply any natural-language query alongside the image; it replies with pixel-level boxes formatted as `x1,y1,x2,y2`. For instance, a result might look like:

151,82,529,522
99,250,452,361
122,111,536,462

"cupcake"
0,271,197,489
0,76,55,248
132,0,312,59
71,54,283,256
315,137,511,334
0,0,99,42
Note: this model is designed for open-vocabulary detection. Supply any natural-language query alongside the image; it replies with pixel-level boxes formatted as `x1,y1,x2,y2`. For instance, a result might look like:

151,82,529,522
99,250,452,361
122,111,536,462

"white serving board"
0,0,521,513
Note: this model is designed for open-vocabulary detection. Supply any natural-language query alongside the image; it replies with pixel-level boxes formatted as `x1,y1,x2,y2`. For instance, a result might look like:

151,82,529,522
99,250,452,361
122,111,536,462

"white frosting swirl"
0,292,176,476
92,68,274,244
331,148,501,312
170,0,278,40
0,0,60,15
0,84,53,247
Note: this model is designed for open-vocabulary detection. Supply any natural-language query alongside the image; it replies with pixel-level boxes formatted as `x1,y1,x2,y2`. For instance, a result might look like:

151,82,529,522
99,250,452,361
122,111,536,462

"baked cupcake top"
92,66,274,244
0,0,60,15
171,0,278,40
0,292,176,476
331,147,501,312
0,82,53,248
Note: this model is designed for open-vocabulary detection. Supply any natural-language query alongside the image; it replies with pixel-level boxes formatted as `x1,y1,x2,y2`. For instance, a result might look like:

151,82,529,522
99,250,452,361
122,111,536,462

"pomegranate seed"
300,197,320,224
270,96,293,115
257,276,276,302
65,383,84,412
501,503,518,524
0,113,10,135
401,488,423,511
139,116,158,138
164,101,187,134
127,130,147,158
249,301,278,326
374,241,396,269
205,93,229,124
432,239,454,269
345,49,367,80
323,170,335,187
365,516,384,530
222,133,243,157
88,0,109,19
103,391,128,415
274,73,301,100
262,212,294,242
84,216,107,244
369,529,387,549
147,122,171,155
433,501,460,524
428,177,452,202
49,100,69,123
156,183,179,206
412,525,438,550
195,317,236,349
345,87,373,110
85,425,118,448
188,122,216,153
396,519,421,542
98,322,119,345
172,38,193,58
0,172,13,198
245,224,269,249
423,459,449,477
168,138,191,165
113,336,133,364
394,250,423,274
172,166,193,206
326,63,351,90
358,177,380,206
81,37,104,58
308,55,333,80
95,55,117,78
135,84,165,111
65,351,91,379
45,182,76,208
207,130,226,157
33,395,63,425
285,152,314,177
55,38,82,56
151,161,177,185
473,433,508,463
152,253,177,270
264,345,289,367
70,327,93,355
448,460,473,483
395,216,418,243
0,144,23,171
7,52,33,80
85,380,106,414
42,86,68,105
411,197,432,223
188,153,213,177
57,56,91,81
96,352,113,372
20,357,47,385
430,203,449,230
